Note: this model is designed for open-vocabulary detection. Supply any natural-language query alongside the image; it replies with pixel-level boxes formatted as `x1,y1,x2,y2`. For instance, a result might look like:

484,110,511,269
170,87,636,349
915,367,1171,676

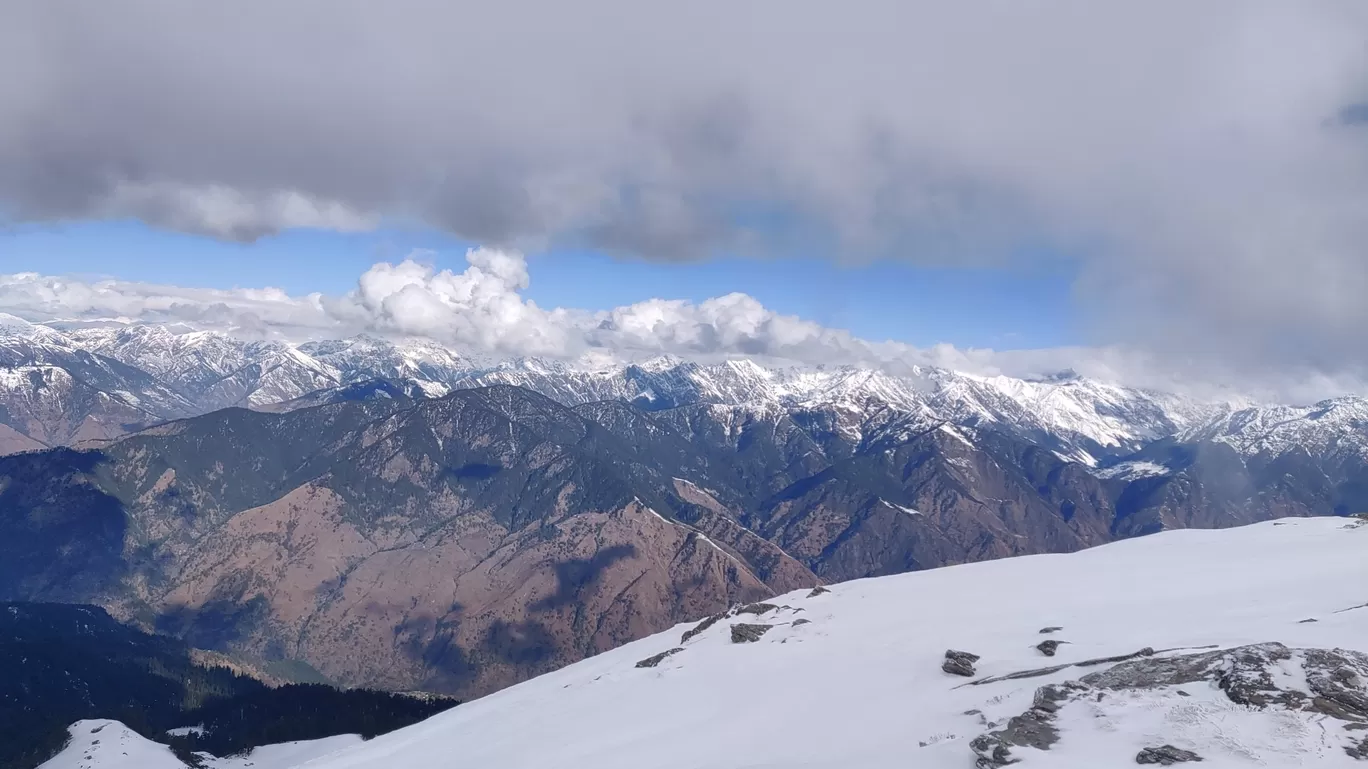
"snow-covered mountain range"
39,516,1368,768
0,313,1327,468
9,316,1368,768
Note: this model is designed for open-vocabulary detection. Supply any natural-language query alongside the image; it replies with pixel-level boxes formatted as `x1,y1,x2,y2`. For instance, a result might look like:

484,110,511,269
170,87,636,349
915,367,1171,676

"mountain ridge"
0,318,1279,466
4,318,1368,706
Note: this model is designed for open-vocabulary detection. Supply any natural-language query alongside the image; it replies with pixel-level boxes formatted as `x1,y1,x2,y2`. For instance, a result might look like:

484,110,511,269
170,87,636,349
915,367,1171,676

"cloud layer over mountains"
6,2,1368,397
0,248,1350,404
0,248,951,368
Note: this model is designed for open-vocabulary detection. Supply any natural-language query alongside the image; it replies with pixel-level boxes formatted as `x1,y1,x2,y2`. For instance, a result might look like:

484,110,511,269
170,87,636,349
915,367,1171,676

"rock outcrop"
943,649,981,677
1136,745,1204,764
970,643,1368,766
635,648,684,669
730,624,773,644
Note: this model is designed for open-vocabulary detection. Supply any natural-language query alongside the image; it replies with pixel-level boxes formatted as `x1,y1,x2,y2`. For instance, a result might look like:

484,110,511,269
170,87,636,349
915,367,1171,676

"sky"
0,220,1079,351
4,1,1368,401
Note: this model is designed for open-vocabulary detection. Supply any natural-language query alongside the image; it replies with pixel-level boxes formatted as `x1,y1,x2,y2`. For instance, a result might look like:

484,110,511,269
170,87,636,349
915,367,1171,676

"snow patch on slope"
1093,460,1171,481
879,499,923,516
209,735,363,769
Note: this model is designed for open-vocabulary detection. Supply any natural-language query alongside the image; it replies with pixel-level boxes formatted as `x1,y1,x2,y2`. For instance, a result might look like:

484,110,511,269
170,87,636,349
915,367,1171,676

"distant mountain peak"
3,318,1366,471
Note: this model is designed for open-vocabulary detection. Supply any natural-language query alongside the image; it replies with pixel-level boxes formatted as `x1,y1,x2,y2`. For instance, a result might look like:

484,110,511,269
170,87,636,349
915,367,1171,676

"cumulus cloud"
4,247,1364,403
6,2,1368,383
2,249,872,364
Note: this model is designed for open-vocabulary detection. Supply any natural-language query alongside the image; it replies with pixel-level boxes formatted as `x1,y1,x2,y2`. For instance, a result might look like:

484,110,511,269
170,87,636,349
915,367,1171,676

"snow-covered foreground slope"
208,735,364,769
41,723,362,769
291,517,1367,769
41,721,188,769
41,518,1368,768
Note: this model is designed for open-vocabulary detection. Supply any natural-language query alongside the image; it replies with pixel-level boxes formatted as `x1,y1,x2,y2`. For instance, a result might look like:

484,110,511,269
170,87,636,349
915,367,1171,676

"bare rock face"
1347,734,1368,761
970,643,1368,767
943,649,981,677
730,623,773,644
970,681,1080,767
1136,745,1204,764
635,648,684,668
1077,642,1368,724
681,612,728,644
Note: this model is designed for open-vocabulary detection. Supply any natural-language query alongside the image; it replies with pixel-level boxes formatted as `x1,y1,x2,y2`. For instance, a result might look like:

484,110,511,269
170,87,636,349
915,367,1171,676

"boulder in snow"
1136,744,1204,764
943,649,981,677
1036,639,1064,657
730,624,773,643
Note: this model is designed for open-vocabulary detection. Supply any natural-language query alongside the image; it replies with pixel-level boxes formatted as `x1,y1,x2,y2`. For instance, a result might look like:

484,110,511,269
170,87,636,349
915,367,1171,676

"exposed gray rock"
1083,650,1215,689
730,623,773,643
735,602,778,616
1036,639,1063,657
807,586,830,598
944,659,977,677
635,647,684,668
1083,643,1368,756
1347,734,1368,760
1077,647,1156,667
1299,618,1320,623
1030,681,1083,714
1302,647,1368,722
965,647,1163,687
969,681,1082,767
966,662,1071,686
791,618,811,627
681,612,727,644
1136,745,1204,764
968,644,1368,767
969,733,1019,768
944,649,981,677
1039,626,1063,634
1217,644,1308,709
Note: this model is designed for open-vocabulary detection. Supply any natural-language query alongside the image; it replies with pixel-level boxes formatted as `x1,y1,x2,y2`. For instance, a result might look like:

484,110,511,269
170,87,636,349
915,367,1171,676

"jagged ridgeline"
0,603,457,769
7,319,1368,710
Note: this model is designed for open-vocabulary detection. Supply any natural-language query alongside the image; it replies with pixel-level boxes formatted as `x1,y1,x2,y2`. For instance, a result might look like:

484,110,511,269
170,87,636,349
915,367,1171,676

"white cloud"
3,248,1364,403
6,1,1368,384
